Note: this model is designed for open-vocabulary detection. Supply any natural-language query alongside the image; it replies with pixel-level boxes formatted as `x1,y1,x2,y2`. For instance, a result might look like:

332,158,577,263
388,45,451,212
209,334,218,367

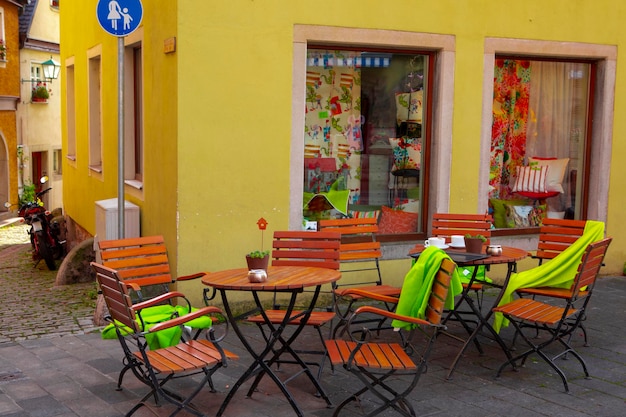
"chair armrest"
352,305,433,327
148,306,224,333
176,272,207,282
133,291,188,311
339,288,399,304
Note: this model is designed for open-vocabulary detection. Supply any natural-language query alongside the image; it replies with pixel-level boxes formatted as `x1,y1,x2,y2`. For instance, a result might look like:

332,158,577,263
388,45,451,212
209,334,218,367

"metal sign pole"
117,36,125,239
97,0,143,239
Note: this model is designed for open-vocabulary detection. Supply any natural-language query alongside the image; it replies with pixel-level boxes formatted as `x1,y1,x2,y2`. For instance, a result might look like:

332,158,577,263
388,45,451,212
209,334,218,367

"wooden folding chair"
97,236,212,389
318,217,401,336
325,257,455,417
432,213,492,339
92,262,238,417
516,219,589,346
492,237,611,392
245,230,341,380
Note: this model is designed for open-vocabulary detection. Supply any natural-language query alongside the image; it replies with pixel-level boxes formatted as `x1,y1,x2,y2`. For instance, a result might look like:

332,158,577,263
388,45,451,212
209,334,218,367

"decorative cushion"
512,165,548,193
348,210,380,220
395,90,423,124
389,137,422,172
378,206,419,234
504,204,547,228
529,157,569,193
489,198,529,228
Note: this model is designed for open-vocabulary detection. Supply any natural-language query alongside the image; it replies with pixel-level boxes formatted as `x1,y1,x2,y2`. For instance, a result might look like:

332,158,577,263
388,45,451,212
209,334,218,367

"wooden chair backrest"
536,218,587,263
272,231,341,270
318,217,381,262
91,262,139,333
570,237,611,298
424,258,456,325
432,213,492,244
98,236,173,287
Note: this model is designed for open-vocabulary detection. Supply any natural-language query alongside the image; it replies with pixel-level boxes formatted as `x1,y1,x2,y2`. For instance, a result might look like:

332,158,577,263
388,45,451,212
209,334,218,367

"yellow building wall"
60,1,179,262
62,1,626,306
0,1,21,208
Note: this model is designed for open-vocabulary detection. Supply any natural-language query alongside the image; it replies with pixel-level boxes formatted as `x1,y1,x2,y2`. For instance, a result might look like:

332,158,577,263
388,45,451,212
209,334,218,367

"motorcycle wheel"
35,231,56,270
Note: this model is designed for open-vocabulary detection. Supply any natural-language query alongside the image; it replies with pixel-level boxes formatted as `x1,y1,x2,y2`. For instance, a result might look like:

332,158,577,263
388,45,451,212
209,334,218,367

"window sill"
89,165,102,173
66,155,76,161
124,179,143,190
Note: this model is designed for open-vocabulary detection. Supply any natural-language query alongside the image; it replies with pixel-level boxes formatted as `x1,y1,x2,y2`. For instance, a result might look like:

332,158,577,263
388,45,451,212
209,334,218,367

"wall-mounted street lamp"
41,57,61,80
21,56,61,83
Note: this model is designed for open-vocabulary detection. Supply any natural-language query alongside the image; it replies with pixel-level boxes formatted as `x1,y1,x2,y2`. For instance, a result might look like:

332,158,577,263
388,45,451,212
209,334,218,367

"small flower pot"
464,237,484,254
246,255,269,271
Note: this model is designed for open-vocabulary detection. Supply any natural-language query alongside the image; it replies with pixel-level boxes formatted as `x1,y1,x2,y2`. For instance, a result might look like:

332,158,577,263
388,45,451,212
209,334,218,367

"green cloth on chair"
493,220,605,333
303,180,350,216
392,246,462,330
101,304,213,350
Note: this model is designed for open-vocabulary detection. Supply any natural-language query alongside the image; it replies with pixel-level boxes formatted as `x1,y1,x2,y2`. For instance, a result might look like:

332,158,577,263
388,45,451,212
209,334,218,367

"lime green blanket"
493,220,605,333
391,246,462,330
101,304,212,350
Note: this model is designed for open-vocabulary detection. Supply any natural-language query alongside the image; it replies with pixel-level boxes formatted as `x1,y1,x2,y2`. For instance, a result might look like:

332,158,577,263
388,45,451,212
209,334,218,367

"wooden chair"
97,235,212,388
532,218,587,265
492,238,611,392
97,236,207,303
516,218,589,346
432,213,492,333
92,262,238,417
431,212,493,245
325,257,456,417
245,230,341,380
432,212,492,298
318,217,400,336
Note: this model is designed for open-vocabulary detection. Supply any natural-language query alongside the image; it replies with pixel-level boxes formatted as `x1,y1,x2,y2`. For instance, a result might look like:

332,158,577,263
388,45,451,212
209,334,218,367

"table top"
408,244,528,266
201,266,341,291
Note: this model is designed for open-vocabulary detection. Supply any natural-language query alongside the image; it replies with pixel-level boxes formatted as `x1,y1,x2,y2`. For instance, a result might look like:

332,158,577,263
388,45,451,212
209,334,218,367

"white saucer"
434,244,449,249
449,244,465,249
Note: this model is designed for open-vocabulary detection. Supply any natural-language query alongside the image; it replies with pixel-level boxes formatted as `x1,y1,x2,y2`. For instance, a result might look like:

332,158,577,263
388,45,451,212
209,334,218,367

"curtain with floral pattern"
490,59,531,199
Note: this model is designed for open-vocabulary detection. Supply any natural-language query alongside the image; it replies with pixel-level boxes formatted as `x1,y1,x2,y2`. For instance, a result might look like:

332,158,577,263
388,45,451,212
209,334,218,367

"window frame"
480,38,614,233
123,29,143,192
292,25,456,242
87,48,103,174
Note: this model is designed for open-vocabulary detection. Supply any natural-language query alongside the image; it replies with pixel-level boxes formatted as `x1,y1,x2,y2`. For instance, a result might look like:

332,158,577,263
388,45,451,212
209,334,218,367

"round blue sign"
97,0,143,37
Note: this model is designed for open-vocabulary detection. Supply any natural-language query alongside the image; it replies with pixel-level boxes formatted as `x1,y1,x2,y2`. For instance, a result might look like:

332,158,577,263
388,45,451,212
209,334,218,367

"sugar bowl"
485,244,502,256
247,269,268,283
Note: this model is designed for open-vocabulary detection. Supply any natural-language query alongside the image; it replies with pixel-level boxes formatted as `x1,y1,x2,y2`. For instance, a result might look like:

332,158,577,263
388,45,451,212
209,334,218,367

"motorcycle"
7,177,65,270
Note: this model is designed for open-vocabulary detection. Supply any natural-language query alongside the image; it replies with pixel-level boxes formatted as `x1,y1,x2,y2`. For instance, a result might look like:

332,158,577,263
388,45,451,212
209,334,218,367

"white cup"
424,237,446,248
451,235,465,247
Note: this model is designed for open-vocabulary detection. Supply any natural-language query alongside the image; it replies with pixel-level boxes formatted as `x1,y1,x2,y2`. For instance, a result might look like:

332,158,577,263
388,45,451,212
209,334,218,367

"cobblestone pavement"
0,223,99,344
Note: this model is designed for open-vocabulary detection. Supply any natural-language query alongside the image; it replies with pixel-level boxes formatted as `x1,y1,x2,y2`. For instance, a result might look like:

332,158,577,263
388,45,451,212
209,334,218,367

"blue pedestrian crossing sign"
97,0,143,37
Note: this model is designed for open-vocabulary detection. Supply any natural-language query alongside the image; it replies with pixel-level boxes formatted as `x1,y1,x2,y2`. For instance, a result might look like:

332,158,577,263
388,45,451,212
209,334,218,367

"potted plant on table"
246,250,270,271
464,233,487,254
246,217,270,272
32,82,50,103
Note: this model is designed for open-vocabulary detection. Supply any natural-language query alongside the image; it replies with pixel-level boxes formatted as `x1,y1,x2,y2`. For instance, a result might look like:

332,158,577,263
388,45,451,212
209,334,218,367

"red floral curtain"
490,59,531,199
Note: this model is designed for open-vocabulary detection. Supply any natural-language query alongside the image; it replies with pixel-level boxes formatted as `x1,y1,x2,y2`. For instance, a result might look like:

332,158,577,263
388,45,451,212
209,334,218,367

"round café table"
409,244,528,379
202,266,341,417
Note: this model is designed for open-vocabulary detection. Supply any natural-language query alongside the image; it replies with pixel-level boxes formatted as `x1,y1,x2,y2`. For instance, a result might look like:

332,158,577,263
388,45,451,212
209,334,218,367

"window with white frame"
303,48,433,236
481,38,615,232
53,149,62,175
66,62,76,160
293,26,455,240
88,55,102,172
0,7,6,62
489,58,592,229
123,41,143,188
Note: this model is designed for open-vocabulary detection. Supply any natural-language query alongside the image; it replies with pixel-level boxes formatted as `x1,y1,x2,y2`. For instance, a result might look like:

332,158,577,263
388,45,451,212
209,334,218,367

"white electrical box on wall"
95,199,140,240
